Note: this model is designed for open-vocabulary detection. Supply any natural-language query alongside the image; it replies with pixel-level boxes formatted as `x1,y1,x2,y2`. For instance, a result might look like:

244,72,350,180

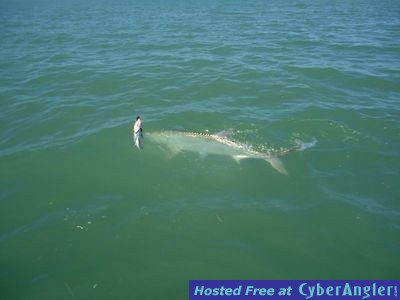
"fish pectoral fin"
233,155,248,163
164,146,181,160
266,156,288,175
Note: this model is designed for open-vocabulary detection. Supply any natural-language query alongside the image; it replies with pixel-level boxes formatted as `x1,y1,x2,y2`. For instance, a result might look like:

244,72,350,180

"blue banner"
189,280,399,300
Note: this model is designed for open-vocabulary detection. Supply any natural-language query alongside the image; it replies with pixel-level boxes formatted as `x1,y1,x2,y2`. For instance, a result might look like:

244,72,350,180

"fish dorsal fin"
215,128,234,139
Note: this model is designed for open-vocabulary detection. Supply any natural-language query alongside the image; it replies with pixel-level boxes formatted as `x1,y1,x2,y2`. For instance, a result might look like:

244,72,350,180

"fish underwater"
142,130,316,175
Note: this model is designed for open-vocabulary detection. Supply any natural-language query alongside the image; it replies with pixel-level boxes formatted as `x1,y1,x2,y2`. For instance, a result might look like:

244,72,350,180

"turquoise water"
1,0,400,298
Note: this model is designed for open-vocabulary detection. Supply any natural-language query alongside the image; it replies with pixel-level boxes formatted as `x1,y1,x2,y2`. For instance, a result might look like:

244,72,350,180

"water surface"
1,0,399,299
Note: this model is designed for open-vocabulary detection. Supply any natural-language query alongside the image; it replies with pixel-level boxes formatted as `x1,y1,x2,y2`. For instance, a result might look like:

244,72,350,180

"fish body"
146,131,289,175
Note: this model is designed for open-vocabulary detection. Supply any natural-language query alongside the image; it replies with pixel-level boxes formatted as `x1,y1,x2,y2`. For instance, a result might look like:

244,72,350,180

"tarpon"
145,130,313,175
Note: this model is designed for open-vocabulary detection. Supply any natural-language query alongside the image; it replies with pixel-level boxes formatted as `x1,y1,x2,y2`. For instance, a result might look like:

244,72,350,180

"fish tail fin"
294,138,317,151
164,145,181,160
272,138,317,157
265,155,288,175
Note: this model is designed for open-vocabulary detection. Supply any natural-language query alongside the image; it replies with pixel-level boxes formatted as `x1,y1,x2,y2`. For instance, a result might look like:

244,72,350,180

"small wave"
287,65,346,79
0,115,134,158
0,213,57,243
320,185,400,218
114,194,305,229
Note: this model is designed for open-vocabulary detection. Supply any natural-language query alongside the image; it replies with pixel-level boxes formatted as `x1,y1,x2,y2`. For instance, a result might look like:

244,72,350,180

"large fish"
145,130,315,175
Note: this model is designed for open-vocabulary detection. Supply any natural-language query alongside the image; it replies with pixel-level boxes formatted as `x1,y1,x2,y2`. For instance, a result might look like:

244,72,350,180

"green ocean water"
1,0,399,299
